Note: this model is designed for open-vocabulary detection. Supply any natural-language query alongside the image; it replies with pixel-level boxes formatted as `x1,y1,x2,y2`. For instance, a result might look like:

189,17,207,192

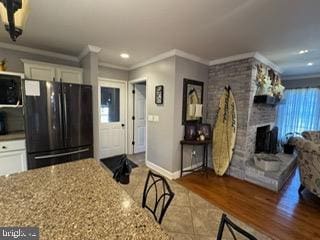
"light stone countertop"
0,131,25,142
0,159,171,240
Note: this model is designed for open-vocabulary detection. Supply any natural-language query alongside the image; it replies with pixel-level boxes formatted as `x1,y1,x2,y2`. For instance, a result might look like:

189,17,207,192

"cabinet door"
56,67,83,84
0,150,27,176
24,63,56,81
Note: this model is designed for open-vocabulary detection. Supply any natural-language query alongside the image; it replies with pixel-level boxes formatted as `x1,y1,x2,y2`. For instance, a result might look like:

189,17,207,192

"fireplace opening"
255,125,278,154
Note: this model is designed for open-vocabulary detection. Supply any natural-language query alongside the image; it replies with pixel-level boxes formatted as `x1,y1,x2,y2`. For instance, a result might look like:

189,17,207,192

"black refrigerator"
23,79,93,169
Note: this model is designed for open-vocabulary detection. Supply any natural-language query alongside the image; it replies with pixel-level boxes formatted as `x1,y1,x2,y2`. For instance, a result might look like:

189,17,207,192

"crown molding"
21,58,83,71
0,42,104,63
130,49,176,70
78,45,102,60
0,42,79,62
0,42,281,74
129,49,280,73
174,49,210,65
129,49,209,70
98,62,130,71
209,51,281,73
283,73,320,81
253,52,281,73
209,52,256,66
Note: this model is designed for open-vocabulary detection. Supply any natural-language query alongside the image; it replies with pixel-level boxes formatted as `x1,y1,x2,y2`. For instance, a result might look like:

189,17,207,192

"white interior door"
134,83,146,153
99,80,126,159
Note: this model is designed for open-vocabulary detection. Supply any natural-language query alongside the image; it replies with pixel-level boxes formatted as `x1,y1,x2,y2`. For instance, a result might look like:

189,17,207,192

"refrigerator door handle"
58,93,63,135
63,92,68,141
34,148,90,160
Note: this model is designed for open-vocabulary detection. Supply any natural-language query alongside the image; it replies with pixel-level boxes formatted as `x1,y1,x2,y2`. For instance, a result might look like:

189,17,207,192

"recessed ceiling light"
307,62,314,66
299,49,309,54
120,53,130,59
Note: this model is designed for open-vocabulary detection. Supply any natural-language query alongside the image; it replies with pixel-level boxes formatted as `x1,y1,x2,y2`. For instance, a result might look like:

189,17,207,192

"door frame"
98,77,128,156
127,77,148,159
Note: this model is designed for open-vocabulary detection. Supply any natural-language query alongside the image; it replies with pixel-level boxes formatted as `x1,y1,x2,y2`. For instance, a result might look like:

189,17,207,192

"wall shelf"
254,95,278,105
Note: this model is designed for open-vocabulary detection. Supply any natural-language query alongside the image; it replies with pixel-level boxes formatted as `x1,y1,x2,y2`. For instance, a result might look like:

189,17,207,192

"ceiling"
0,0,320,77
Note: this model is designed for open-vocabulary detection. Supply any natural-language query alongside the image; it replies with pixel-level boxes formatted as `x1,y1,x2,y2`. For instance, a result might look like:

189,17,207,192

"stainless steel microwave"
0,74,22,106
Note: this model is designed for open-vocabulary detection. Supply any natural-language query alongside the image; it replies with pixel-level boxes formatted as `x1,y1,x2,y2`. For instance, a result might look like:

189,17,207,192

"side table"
180,139,211,177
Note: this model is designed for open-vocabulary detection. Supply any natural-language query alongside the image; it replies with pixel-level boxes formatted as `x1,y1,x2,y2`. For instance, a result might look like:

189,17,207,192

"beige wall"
173,56,209,172
98,66,128,81
129,57,176,172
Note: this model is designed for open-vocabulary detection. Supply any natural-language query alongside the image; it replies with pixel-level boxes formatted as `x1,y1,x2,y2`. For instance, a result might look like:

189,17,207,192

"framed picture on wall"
198,124,211,140
184,123,197,140
182,79,204,125
155,85,164,104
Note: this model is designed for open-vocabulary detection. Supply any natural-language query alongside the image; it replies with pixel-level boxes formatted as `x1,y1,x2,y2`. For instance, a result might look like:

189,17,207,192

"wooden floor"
176,168,320,240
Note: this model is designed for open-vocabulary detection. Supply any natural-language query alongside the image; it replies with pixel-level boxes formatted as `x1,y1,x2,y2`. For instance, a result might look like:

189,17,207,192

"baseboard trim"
172,162,203,179
145,161,175,179
145,160,203,180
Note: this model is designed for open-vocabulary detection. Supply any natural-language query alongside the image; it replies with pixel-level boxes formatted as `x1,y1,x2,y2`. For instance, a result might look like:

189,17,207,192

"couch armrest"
302,131,320,142
293,137,320,155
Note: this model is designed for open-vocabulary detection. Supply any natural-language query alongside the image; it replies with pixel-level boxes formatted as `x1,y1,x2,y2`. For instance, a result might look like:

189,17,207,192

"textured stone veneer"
208,58,278,179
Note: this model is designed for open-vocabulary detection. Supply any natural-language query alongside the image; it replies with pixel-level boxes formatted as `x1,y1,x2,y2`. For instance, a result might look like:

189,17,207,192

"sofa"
291,131,320,198
302,131,320,143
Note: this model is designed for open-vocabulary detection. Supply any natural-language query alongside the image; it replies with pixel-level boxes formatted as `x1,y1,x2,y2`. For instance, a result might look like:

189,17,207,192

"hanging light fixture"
0,0,29,41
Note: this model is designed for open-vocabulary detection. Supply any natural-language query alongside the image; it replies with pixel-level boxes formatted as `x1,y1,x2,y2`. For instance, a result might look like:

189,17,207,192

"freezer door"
24,80,64,153
62,83,93,148
27,146,93,169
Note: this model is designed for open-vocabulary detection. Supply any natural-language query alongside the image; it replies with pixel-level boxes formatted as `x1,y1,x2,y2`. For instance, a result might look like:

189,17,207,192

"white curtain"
275,88,320,141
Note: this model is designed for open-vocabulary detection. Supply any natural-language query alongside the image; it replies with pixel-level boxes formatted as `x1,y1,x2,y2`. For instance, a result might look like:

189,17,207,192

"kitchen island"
0,159,170,240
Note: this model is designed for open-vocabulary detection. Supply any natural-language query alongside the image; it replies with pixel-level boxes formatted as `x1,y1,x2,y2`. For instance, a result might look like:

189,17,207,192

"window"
276,88,320,141
100,87,120,123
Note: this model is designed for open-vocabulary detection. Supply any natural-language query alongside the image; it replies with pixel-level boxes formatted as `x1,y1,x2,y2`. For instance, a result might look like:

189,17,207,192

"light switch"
153,115,159,122
148,115,154,121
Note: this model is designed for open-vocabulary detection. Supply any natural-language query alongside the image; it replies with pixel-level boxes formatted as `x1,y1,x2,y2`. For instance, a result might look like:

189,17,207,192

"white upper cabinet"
22,59,83,84
24,62,56,81
56,67,83,84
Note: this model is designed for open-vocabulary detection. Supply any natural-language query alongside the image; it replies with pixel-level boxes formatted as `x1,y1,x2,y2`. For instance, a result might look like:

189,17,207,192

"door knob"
121,124,125,127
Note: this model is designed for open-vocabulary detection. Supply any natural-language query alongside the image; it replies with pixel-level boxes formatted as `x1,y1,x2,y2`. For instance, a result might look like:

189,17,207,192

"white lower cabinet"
0,140,27,176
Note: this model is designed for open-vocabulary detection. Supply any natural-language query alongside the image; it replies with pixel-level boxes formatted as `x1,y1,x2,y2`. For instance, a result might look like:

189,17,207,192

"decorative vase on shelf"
272,75,285,99
0,59,7,71
255,64,273,96
256,75,273,96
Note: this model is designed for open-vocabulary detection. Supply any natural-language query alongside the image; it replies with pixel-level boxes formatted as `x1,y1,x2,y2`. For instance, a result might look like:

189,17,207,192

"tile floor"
104,153,271,240
128,152,146,166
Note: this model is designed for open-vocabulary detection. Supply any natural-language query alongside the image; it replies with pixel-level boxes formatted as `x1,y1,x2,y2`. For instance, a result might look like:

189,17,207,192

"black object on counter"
283,144,295,154
0,74,22,106
112,155,133,184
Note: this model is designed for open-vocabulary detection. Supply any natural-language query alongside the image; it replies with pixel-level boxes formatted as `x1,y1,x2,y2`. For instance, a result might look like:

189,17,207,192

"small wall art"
155,85,164,104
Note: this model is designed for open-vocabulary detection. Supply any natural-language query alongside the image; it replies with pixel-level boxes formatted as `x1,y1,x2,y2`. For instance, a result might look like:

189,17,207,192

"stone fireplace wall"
208,57,278,179
247,63,278,160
